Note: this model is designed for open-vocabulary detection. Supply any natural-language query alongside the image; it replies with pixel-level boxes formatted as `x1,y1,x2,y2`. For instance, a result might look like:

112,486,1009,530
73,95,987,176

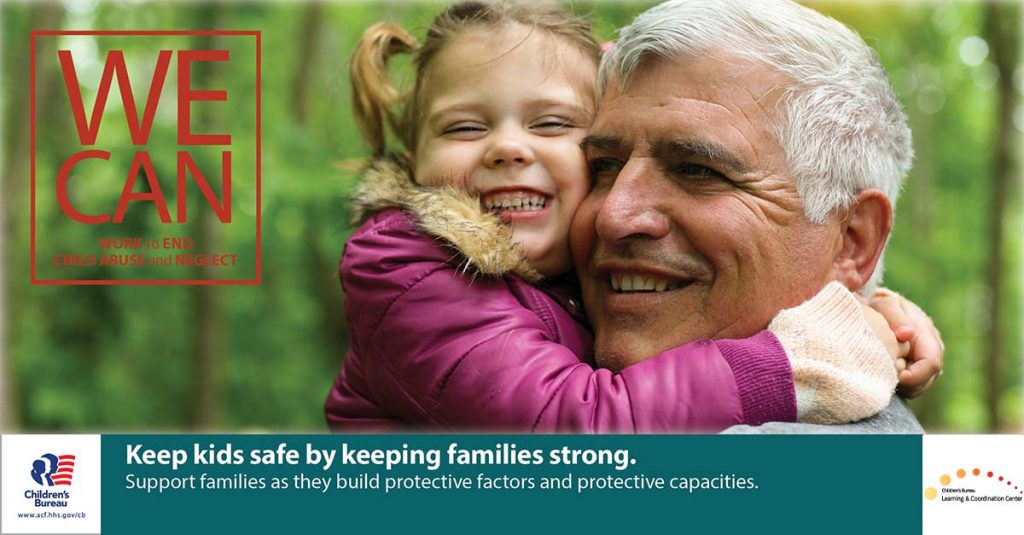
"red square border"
29,30,261,286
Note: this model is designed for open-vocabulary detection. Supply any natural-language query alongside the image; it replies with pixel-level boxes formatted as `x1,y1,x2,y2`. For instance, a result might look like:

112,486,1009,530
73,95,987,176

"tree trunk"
189,5,229,430
304,216,348,358
982,1,1017,431
290,1,323,126
288,4,349,359
1,3,65,431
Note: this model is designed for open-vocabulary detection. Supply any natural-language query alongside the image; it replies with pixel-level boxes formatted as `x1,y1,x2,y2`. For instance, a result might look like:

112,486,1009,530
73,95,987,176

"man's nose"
483,128,535,168
594,160,671,243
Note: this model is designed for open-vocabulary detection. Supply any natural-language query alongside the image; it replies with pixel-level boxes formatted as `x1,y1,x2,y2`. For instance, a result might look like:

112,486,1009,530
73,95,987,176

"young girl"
325,0,908,432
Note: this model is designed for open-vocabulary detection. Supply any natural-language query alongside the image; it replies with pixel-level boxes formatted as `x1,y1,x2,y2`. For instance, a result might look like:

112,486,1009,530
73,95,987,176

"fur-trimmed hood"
349,155,542,283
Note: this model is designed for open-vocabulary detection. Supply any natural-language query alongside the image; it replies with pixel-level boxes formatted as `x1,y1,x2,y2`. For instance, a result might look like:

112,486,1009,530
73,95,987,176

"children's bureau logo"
31,453,76,487
30,30,261,285
21,452,78,511
24,452,75,510
1,435,100,534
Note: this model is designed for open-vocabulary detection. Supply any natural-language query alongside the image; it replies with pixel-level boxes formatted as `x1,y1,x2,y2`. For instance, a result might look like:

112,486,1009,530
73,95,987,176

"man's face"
570,54,845,371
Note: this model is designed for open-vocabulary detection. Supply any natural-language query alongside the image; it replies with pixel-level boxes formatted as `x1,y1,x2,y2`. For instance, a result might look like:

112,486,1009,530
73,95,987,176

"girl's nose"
484,131,535,168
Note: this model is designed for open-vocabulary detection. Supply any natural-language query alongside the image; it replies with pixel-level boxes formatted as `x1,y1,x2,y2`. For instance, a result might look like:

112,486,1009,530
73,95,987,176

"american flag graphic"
50,454,76,486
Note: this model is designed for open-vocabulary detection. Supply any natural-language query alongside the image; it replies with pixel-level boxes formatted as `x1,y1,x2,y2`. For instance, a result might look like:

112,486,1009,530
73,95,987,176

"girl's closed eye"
443,121,488,139
530,116,576,134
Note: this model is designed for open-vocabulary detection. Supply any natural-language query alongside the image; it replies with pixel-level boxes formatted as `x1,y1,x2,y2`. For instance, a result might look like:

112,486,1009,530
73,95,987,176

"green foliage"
1,1,1020,432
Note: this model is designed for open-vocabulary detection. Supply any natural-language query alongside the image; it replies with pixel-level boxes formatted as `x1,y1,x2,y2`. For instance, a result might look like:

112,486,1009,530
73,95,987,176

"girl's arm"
330,210,803,432
768,282,898,424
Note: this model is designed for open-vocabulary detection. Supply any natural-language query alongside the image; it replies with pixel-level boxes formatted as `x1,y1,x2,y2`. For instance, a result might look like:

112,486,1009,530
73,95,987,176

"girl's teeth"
483,194,547,211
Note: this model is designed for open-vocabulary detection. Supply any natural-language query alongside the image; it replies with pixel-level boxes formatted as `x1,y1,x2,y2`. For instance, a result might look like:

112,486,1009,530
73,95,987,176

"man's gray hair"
600,0,914,288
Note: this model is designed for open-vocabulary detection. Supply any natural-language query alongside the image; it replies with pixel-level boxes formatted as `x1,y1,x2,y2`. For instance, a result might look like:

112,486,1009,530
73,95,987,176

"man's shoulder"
721,396,923,434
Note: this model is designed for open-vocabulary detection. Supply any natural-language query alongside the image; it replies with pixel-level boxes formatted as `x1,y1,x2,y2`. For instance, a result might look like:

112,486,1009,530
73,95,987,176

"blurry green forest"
0,1,1020,432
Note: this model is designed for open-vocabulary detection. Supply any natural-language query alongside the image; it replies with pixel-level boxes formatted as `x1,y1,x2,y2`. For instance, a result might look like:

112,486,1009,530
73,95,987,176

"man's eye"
588,158,622,185
673,163,727,182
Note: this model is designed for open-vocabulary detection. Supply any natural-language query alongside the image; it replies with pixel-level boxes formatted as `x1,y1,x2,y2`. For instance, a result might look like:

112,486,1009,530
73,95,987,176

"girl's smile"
412,26,597,276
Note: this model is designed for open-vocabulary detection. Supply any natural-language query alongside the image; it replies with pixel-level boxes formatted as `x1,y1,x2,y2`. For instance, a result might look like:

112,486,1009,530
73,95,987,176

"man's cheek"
568,200,598,265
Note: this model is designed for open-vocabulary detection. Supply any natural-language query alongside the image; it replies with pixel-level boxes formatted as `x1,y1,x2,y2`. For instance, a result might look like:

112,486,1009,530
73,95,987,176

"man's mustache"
589,242,714,280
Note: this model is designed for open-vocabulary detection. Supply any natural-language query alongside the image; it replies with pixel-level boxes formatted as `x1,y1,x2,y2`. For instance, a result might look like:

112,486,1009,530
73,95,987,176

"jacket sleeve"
768,282,898,424
338,211,795,433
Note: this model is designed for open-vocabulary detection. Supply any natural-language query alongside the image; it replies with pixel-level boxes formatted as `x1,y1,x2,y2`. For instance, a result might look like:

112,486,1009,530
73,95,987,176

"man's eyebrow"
655,139,749,173
580,135,625,153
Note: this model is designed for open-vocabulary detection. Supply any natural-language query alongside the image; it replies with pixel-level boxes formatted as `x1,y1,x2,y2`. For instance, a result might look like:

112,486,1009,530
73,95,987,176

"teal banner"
101,435,922,534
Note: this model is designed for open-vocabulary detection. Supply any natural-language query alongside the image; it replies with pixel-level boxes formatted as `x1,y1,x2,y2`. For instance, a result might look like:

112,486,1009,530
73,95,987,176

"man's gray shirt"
723,396,923,434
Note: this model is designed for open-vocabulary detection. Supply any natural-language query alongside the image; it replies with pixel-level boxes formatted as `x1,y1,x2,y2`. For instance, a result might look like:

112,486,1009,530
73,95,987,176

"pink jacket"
323,158,797,432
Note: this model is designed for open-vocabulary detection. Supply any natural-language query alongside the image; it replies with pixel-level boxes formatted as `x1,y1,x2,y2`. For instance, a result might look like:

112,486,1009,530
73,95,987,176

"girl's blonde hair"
350,1,600,157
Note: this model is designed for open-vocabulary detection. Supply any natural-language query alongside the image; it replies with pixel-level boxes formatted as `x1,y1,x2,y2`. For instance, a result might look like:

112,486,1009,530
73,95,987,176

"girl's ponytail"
350,2,599,157
349,22,418,156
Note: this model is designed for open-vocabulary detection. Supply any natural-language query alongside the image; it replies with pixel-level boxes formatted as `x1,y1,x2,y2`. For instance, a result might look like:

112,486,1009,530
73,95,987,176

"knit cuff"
769,281,897,424
770,280,868,340
717,331,797,425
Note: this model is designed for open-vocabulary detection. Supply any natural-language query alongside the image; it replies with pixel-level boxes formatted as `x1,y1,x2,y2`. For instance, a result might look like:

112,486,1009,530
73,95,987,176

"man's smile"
609,272,690,293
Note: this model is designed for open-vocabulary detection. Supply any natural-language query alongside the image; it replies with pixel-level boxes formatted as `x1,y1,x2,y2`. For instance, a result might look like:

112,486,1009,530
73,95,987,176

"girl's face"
413,27,597,277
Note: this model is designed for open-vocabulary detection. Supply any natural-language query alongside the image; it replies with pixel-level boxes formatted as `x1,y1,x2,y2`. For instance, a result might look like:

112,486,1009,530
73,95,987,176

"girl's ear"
831,189,893,290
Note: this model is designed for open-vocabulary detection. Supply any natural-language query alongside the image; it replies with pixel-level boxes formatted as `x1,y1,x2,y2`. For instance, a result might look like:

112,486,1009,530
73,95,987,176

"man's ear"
832,189,893,291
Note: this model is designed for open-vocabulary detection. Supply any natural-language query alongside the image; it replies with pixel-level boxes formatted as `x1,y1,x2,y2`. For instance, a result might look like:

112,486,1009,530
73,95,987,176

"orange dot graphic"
973,468,980,476
956,469,966,478
924,487,938,500
940,474,951,486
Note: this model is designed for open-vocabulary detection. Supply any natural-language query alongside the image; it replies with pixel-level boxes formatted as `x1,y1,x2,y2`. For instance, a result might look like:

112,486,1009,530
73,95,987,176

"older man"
571,0,940,430
325,0,942,433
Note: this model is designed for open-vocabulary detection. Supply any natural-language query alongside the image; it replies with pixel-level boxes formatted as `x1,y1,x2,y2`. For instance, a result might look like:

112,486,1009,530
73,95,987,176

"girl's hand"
869,289,944,399
858,298,905,362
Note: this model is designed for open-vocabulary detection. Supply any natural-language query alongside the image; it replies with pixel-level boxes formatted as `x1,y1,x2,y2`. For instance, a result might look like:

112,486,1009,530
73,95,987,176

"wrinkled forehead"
587,53,795,186
604,51,787,115
593,53,788,154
